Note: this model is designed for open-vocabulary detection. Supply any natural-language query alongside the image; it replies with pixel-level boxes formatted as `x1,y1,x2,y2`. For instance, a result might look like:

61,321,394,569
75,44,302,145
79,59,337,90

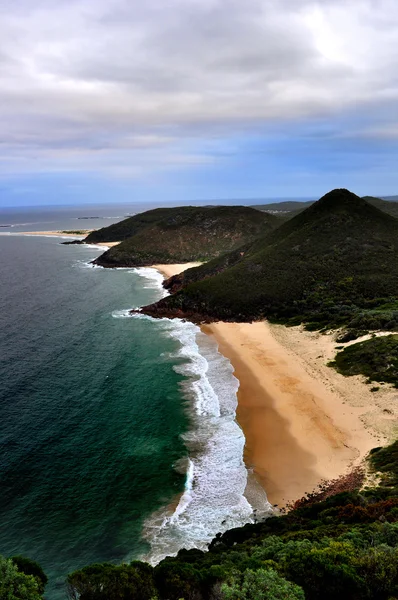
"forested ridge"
90,206,279,268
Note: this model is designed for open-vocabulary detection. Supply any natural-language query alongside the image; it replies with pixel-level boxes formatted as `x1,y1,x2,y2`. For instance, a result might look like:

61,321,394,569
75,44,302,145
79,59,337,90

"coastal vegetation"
62,440,398,599
141,191,398,335
329,335,398,387
8,440,398,598
91,206,279,268
85,207,190,243
0,556,47,599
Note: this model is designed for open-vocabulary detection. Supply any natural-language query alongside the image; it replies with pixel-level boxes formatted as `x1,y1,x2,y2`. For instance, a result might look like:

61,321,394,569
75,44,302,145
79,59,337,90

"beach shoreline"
148,262,396,509
0,231,120,247
0,230,93,237
151,263,202,278
203,321,396,507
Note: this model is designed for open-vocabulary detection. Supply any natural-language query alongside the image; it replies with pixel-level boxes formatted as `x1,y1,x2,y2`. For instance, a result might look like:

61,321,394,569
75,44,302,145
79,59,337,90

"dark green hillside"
142,189,398,325
252,195,398,220
363,196,398,219
67,440,398,600
93,206,279,268
85,207,188,243
164,243,252,293
251,200,313,213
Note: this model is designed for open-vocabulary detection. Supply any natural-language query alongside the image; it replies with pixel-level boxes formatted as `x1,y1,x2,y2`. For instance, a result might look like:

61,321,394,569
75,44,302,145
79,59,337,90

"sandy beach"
151,263,202,278
0,231,121,247
148,263,398,507
203,322,397,507
92,241,120,247
8,230,94,237
146,262,397,508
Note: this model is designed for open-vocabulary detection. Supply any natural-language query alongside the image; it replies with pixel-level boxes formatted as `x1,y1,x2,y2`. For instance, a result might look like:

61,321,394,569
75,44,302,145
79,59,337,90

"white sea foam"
130,267,167,296
125,267,272,565
169,458,195,522
83,244,107,250
75,259,104,270
112,309,133,319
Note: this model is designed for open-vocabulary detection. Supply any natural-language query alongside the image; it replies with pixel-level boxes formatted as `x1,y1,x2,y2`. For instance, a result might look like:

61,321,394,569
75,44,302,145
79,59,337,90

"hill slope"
251,199,314,213
85,207,190,243
252,195,398,219
93,206,279,268
142,189,398,326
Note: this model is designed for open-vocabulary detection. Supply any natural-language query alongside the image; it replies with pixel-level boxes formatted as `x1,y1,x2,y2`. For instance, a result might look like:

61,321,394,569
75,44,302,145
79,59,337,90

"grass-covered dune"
329,335,398,388
92,206,279,268
142,189,398,328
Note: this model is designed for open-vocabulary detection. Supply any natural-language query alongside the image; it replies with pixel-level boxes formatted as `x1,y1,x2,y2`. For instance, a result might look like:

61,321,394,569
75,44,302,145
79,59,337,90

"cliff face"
92,206,280,268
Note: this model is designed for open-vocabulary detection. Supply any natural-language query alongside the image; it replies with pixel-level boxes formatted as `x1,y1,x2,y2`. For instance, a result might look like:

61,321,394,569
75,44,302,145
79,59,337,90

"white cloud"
0,0,397,175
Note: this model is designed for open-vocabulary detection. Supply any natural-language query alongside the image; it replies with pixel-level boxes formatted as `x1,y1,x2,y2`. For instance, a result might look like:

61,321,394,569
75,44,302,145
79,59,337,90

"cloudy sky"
1,0,398,206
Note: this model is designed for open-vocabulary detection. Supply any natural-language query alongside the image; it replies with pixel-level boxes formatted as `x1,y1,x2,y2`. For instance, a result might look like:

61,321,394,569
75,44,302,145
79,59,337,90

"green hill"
252,195,398,220
93,206,279,268
142,189,398,329
251,199,314,213
85,207,188,243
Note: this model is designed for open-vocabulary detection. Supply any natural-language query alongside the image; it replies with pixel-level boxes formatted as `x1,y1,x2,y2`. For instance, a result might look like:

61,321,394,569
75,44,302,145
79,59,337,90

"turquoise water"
0,225,265,599
0,236,190,597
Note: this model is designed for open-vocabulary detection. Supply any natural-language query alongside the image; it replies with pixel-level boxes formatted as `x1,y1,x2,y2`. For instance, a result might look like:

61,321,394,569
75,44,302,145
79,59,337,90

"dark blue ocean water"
0,207,261,599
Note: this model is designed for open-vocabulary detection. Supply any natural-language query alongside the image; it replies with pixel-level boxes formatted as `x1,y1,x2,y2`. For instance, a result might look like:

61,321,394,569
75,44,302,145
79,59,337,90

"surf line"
126,267,272,564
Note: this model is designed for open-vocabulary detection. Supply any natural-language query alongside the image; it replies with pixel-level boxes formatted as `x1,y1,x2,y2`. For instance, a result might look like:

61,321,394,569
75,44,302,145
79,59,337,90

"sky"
1,0,398,206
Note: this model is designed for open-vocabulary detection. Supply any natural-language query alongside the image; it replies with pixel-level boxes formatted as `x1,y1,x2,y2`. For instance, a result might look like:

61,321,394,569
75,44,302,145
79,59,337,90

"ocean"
0,205,268,599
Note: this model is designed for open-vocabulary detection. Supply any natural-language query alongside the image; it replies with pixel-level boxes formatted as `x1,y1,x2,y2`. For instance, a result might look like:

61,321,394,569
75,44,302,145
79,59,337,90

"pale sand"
141,261,398,507
1,231,120,247
9,230,94,237
203,321,397,508
151,262,202,278
93,241,120,247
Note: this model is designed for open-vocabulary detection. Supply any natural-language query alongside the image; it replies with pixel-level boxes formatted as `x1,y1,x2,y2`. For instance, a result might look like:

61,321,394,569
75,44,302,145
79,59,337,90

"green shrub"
221,568,305,600
10,556,48,594
0,556,42,600
67,561,156,600
329,335,398,387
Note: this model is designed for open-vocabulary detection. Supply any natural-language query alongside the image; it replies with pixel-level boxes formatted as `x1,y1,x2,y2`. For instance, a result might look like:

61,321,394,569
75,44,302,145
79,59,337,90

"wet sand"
203,321,396,507
148,263,397,508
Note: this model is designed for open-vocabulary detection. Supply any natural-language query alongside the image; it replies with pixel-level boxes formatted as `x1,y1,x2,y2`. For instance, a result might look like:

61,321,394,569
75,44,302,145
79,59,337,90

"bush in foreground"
221,568,305,600
0,556,43,600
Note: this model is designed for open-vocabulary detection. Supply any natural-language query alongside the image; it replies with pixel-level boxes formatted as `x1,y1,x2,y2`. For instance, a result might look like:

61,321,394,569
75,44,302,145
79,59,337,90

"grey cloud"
0,0,397,175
